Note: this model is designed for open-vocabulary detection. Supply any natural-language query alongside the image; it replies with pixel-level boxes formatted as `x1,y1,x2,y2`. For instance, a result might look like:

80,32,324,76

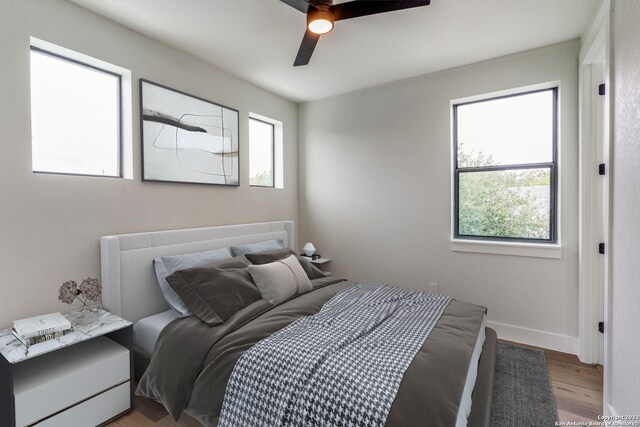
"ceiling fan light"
307,8,334,35
308,18,333,34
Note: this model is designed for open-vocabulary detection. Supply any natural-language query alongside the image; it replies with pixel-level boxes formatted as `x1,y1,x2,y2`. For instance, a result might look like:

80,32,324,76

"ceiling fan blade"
294,29,321,67
280,0,311,14
331,0,430,21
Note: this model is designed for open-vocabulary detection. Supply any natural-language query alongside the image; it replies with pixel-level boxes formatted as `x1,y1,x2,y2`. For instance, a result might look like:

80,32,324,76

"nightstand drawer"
36,381,130,427
13,337,129,427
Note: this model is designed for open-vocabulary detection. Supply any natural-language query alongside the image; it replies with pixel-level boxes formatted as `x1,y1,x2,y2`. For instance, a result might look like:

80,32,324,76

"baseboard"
604,404,617,426
487,320,578,355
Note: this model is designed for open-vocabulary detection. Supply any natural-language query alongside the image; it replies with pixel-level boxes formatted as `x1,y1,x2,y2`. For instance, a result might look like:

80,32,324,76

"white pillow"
248,255,313,305
153,247,232,317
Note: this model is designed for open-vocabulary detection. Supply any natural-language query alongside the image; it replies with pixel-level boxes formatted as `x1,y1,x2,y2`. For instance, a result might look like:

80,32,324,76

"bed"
100,220,496,427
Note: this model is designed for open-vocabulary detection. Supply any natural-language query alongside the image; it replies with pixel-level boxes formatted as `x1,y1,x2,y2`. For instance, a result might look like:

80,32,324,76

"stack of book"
12,312,73,347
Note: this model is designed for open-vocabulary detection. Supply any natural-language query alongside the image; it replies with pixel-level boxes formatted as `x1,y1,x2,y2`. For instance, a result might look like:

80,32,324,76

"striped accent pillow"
248,255,313,305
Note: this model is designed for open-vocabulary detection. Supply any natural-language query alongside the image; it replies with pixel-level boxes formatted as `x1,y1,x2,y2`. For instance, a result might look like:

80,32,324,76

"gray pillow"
165,258,260,326
230,239,284,256
248,255,313,305
154,247,232,317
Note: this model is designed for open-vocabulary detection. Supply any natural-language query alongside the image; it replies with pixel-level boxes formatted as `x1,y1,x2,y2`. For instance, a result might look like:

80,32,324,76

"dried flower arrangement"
59,277,102,308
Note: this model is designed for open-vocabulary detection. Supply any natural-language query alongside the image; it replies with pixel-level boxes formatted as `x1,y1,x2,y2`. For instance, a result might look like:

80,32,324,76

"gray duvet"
136,278,487,427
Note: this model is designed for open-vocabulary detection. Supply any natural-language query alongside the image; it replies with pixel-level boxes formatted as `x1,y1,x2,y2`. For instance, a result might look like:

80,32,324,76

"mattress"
133,309,177,355
457,314,487,427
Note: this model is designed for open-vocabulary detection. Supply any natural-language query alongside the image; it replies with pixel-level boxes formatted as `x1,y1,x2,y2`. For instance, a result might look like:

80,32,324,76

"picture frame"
140,79,240,186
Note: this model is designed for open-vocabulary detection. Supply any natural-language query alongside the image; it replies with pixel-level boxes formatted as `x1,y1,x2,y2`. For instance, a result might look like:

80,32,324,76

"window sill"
450,239,561,259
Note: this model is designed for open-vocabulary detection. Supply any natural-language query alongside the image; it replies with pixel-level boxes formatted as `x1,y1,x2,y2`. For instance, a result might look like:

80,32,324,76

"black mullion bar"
456,233,553,243
453,105,460,237
457,166,553,177
549,164,557,242
271,122,275,187
269,120,275,188
116,74,123,178
454,169,460,239
550,87,559,242
456,162,555,174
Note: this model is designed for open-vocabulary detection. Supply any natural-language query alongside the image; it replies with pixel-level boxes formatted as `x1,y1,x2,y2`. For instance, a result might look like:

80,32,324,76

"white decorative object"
141,80,240,186
59,277,103,326
13,312,71,339
303,242,316,257
70,297,102,326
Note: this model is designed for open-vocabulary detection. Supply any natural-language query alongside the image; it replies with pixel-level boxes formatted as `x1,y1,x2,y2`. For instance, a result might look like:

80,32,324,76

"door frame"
577,0,611,410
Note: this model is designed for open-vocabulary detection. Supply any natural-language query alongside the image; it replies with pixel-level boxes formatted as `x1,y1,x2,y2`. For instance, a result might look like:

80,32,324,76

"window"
30,47,121,177
249,117,275,187
453,88,557,243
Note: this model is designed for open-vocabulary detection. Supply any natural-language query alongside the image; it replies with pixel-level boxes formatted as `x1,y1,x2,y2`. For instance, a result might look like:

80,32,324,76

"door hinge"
599,163,605,175
598,322,604,333
599,243,605,254
598,83,606,96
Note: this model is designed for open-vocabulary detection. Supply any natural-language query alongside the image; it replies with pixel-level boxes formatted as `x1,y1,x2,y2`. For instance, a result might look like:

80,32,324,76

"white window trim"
450,239,561,259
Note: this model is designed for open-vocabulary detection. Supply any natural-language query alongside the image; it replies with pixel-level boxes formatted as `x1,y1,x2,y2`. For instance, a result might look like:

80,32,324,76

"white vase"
69,297,102,326
303,242,316,257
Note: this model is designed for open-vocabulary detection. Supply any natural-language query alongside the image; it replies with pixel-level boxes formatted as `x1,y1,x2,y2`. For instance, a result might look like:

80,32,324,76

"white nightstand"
302,256,332,276
0,310,133,427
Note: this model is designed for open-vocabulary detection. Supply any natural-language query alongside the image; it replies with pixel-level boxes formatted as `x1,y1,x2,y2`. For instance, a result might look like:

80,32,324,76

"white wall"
609,0,640,415
0,0,298,328
299,41,580,351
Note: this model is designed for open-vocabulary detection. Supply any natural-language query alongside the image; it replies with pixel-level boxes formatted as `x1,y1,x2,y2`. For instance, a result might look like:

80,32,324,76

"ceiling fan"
280,0,431,66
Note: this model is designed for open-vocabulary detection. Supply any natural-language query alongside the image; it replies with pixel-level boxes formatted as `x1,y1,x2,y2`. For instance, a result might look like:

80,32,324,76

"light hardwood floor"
109,342,603,426
544,348,603,423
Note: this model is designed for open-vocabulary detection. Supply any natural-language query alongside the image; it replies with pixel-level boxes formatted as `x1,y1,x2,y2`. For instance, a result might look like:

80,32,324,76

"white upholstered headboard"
100,221,295,323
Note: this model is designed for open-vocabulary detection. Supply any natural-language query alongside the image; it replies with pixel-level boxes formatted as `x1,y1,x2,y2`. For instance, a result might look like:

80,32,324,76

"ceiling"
69,0,598,103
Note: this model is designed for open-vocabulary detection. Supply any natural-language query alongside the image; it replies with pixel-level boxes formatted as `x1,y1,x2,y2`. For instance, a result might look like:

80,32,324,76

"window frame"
30,46,123,178
248,116,275,188
452,87,559,244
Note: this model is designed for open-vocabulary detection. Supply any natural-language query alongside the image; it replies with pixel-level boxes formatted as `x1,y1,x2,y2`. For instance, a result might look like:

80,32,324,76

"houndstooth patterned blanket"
218,283,452,427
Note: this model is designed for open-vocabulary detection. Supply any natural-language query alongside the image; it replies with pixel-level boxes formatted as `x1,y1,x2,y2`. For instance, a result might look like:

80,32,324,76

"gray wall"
610,0,640,415
299,41,580,346
0,0,298,328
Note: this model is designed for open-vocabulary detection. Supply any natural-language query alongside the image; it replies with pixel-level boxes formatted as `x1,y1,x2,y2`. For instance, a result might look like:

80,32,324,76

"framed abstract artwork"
140,79,239,186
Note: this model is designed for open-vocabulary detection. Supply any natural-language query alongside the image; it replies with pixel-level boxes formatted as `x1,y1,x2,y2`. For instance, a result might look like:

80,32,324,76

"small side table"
302,256,332,276
0,310,133,427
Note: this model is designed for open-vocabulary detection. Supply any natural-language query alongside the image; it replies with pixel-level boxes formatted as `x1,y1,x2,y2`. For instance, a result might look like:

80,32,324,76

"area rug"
490,342,559,427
